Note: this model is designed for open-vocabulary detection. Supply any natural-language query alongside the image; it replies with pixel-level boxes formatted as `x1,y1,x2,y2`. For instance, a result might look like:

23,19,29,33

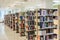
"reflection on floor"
0,23,26,40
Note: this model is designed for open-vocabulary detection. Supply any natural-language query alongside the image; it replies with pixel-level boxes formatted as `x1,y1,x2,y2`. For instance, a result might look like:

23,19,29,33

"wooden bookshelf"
15,13,19,33
10,14,13,29
12,14,15,31
53,5,60,40
19,12,26,36
4,8,58,40
25,9,57,40
25,11,36,40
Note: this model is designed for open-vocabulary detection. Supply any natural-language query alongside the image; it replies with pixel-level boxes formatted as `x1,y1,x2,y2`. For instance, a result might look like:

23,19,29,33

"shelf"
39,26,57,30
26,29,36,32
4,8,58,40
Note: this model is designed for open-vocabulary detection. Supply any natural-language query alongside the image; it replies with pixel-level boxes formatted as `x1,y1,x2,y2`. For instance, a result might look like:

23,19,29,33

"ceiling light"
53,0,60,2
14,1,25,4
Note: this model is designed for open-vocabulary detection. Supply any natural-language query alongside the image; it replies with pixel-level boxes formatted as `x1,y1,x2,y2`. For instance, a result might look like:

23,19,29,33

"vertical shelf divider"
36,9,39,40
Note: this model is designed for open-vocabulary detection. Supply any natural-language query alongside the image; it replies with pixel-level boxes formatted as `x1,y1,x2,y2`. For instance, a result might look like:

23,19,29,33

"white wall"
0,8,9,22
0,9,4,22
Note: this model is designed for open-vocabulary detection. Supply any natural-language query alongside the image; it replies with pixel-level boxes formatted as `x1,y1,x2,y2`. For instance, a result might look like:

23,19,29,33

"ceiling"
0,0,53,7
0,0,60,8
0,0,60,12
0,0,24,8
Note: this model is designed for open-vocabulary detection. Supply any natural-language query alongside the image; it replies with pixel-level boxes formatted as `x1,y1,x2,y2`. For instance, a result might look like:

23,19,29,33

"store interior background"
0,0,59,22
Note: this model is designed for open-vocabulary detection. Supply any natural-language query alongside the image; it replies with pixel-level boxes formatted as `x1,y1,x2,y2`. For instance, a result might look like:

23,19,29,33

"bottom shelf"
20,32,25,36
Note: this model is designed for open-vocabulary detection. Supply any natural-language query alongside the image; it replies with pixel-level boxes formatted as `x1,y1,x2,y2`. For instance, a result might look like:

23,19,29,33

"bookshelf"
10,14,13,29
4,14,10,27
53,5,60,40
15,13,19,33
37,9,57,40
4,8,58,40
25,9,57,40
12,14,15,31
25,11,36,40
19,12,25,36
4,15,7,25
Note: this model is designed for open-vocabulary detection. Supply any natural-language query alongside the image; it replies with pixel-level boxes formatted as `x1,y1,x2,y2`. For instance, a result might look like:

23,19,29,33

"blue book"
40,22,43,28
20,16,23,20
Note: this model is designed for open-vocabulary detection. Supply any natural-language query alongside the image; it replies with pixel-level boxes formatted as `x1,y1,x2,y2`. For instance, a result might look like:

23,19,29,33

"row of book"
38,16,53,22
40,34,57,40
38,22,53,28
38,9,57,16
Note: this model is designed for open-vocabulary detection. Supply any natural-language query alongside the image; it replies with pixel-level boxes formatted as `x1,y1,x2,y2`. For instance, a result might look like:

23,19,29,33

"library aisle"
0,0,60,40
0,23,26,40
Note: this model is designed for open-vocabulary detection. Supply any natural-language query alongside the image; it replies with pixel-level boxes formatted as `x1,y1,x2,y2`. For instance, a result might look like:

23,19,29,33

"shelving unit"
4,15,7,25
25,9,58,40
15,13,19,33
25,11,36,40
37,9,57,40
19,12,25,36
10,14,13,29
4,14,10,27
53,5,60,40
12,14,15,31
4,8,58,40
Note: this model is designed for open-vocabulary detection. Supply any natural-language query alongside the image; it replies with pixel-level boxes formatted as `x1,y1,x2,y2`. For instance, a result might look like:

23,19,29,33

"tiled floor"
0,23,26,40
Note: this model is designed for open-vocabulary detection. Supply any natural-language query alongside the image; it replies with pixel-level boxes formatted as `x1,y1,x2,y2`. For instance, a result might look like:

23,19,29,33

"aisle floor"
0,23,26,40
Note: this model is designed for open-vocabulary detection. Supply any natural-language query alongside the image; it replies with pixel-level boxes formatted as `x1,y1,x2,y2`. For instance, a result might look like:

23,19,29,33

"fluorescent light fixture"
14,1,25,5
53,2,60,5
9,1,25,8
17,9,21,12
25,6,36,11
10,4,16,8
53,0,60,2
53,0,60,5
37,4,41,6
